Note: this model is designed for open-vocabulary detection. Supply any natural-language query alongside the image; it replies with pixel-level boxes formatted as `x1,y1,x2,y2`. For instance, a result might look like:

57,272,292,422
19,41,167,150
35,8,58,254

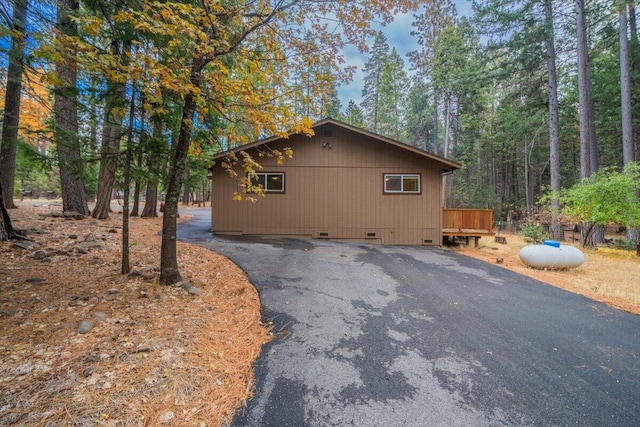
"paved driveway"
178,210,640,426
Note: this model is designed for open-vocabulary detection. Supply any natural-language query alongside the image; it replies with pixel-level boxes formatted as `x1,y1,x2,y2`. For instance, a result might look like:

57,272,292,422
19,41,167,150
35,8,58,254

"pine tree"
342,100,365,128
378,48,409,141
361,31,390,133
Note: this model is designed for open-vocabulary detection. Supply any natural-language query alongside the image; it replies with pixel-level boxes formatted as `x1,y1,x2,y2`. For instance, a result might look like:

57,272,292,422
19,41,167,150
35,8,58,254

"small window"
384,174,420,194
249,172,285,193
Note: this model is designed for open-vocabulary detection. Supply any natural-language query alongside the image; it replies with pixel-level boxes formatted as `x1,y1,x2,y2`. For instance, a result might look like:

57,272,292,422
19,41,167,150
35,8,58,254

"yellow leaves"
0,68,53,150
189,141,203,158
78,16,104,37
232,192,243,202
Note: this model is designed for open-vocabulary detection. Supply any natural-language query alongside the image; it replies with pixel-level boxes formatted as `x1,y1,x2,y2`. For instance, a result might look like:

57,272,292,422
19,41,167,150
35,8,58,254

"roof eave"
211,117,462,171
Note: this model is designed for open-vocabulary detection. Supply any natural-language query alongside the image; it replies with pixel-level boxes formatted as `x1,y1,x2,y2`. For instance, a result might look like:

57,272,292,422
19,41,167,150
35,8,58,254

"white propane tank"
518,240,585,269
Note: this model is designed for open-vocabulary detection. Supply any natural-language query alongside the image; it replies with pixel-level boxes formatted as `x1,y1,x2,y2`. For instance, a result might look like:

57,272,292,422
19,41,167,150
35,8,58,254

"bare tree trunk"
621,2,639,244
0,0,28,210
621,3,634,165
54,0,89,216
121,86,136,275
442,91,452,206
141,180,158,218
546,0,563,240
576,0,593,178
182,168,190,205
629,1,640,163
524,134,532,217
92,41,128,219
0,180,15,240
432,88,439,155
131,182,140,216
160,86,198,285
576,0,604,245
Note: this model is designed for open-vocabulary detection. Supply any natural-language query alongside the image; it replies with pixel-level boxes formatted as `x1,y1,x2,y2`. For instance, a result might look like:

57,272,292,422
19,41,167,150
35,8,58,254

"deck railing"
442,209,493,233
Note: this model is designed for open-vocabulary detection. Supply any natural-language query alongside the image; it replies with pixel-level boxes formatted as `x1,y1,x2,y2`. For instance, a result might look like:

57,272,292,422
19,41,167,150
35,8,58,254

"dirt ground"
454,231,640,316
0,201,271,426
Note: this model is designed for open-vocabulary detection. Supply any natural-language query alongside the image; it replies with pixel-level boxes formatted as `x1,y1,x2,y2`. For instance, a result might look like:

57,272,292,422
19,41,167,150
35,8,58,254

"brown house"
209,118,461,245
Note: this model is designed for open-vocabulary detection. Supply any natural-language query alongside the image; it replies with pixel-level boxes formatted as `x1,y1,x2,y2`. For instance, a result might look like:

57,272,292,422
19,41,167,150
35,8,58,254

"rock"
75,246,89,254
108,229,118,234
51,211,63,218
180,282,201,295
158,411,175,424
74,241,105,252
1,308,16,317
12,241,32,250
94,312,108,321
83,235,97,242
26,277,44,285
105,289,119,295
128,270,142,277
77,320,94,334
33,250,47,260
68,234,78,239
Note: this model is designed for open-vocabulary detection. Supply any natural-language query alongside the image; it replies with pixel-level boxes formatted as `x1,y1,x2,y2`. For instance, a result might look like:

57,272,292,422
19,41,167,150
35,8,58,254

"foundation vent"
319,232,329,238
423,239,433,244
366,232,377,238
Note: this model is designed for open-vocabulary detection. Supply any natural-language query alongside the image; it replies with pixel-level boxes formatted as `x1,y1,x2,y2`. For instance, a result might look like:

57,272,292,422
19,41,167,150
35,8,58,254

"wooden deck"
442,209,495,247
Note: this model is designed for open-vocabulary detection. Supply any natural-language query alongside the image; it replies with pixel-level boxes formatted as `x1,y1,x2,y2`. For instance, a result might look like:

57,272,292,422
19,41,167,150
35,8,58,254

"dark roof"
211,117,462,173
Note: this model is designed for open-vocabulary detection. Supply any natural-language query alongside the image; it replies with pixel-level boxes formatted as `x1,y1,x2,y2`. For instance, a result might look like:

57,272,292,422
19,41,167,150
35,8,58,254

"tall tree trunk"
131,182,141,216
0,0,28,210
432,88,439,155
88,77,99,154
54,0,89,215
182,168,190,205
0,180,15,240
576,0,603,245
141,116,163,218
629,1,640,163
92,41,128,219
160,85,198,285
621,2,639,244
546,0,563,240
161,61,205,284
141,180,158,218
121,86,136,275
621,3,634,165
442,91,452,207
576,0,593,178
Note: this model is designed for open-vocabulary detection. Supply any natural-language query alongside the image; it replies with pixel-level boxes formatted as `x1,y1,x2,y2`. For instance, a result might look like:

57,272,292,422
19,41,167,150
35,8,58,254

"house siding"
211,123,446,245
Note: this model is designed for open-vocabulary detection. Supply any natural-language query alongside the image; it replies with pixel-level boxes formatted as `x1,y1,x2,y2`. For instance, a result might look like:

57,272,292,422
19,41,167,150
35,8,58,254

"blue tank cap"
543,240,560,248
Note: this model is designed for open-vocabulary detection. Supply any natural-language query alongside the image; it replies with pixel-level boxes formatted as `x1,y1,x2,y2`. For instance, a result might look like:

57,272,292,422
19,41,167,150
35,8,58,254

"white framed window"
383,174,421,194
249,172,285,193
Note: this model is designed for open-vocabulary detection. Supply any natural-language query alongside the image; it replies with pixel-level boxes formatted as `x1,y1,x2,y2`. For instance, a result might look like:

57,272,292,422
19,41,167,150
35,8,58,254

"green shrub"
520,222,545,243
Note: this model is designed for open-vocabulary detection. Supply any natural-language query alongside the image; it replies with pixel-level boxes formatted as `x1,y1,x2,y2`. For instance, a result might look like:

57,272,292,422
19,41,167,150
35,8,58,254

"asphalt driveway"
178,209,640,426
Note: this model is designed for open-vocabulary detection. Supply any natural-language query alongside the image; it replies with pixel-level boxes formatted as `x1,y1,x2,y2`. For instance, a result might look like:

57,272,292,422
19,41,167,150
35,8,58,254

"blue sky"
337,0,473,109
